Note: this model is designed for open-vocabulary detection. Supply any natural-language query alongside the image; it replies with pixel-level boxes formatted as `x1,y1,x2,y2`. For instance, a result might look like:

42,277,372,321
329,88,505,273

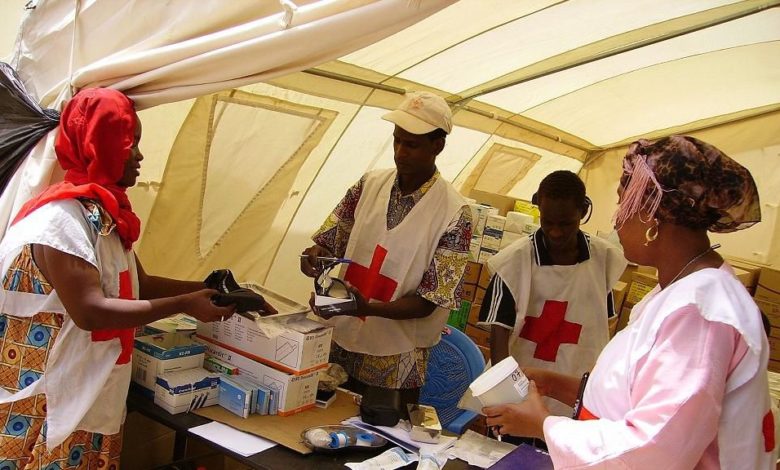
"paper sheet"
342,417,457,456
189,421,276,457
446,430,516,468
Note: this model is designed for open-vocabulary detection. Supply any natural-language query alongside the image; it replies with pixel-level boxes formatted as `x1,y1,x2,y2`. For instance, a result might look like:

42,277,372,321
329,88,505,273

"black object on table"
126,386,476,470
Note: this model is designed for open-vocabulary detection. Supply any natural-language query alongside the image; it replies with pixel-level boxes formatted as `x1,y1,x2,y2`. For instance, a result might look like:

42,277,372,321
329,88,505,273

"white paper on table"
446,430,516,468
189,421,276,457
342,417,457,457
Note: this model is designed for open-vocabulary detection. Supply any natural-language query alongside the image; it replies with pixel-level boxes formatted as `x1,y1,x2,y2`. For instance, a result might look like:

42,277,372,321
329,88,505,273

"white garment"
0,200,138,450
329,168,465,356
546,265,774,469
485,232,626,416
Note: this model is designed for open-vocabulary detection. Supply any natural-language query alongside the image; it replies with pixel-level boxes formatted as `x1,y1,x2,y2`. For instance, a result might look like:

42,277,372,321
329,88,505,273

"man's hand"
483,381,549,439
300,245,335,277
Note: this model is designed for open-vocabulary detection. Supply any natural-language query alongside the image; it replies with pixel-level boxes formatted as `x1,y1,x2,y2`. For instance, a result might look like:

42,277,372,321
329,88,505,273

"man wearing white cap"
301,91,472,404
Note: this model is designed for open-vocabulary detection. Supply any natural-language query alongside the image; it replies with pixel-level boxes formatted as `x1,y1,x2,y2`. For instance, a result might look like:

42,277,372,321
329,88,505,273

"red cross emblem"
519,300,582,362
763,410,775,452
344,245,398,320
91,270,135,364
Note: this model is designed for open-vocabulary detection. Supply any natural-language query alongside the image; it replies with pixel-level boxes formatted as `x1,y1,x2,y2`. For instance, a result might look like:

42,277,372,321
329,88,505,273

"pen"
298,255,352,263
572,371,590,420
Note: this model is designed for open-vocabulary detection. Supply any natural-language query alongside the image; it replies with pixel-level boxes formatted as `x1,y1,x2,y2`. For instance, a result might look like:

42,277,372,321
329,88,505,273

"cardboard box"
461,283,476,302
195,337,319,415
619,264,638,284
469,236,482,262
196,314,332,374
612,280,628,313
463,261,482,285
154,368,220,414
478,264,492,289
474,286,487,306
616,306,632,333
470,190,516,217
469,203,500,237
480,232,503,251
465,323,491,348
468,301,482,325
769,336,780,362
132,333,206,395
756,298,780,333
725,257,763,291
756,266,780,303
625,271,658,307
477,345,491,363
504,211,534,234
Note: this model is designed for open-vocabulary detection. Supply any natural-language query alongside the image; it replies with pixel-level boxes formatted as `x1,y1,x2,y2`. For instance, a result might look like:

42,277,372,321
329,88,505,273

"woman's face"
118,118,143,187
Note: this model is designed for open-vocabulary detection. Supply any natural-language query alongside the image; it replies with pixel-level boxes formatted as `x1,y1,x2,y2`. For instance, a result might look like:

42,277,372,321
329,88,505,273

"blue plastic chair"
420,327,486,435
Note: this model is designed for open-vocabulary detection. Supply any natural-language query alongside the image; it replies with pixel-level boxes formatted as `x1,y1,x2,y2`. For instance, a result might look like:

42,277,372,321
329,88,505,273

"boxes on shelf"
196,313,332,375
195,337,319,416
153,368,219,414
513,199,539,222
447,300,471,331
478,248,498,264
465,323,490,348
725,257,763,292
478,264,493,289
755,266,780,303
504,211,533,234
469,235,483,261
499,231,524,250
624,271,658,308
474,286,487,306
461,283,477,302
612,280,628,314
132,332,206,396
467,301,482,325
463,261,482,285
470,204,500,237
470,190,517,217
755,298,780,335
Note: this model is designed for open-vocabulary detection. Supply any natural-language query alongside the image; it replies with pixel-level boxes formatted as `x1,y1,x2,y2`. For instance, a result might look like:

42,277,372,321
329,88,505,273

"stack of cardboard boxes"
753,266,780,372
445,261,492,362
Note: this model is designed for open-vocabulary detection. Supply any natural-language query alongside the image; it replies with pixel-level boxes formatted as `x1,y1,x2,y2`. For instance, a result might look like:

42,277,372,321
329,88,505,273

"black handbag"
360,386,402,427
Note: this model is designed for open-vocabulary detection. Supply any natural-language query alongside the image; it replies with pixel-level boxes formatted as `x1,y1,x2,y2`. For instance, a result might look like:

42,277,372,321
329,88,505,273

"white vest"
585,266,775,469
329,169,465,356
488,232,625,416
0,200,138,451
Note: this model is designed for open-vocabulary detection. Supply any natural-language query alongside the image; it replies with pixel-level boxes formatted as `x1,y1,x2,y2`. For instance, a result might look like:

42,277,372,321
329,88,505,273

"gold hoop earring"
644,221,659,246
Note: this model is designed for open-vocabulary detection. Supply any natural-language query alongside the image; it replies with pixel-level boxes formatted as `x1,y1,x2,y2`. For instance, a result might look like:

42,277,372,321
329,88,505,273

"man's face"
538,196,583,252
392,126,443,179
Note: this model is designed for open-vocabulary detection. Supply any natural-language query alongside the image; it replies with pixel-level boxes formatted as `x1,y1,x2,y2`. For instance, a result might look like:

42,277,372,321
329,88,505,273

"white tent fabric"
1,0,779,306
0,0,453,233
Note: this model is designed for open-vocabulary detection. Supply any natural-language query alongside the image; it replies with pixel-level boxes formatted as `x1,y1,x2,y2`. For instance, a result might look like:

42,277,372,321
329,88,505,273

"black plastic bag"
0,62,59,195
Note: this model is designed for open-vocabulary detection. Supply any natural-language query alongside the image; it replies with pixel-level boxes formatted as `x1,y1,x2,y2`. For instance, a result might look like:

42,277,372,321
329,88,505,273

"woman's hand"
483,381,550,439
183,289,236,323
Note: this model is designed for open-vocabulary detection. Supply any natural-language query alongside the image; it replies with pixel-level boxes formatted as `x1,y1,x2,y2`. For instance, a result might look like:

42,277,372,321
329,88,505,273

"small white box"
195,337,320,415
499,231,525,250
480,233,503,251
485,214,506,232
196,315,332,374
133,333,205,395
505,212,534,233
154,368,220,414
469,235,483,261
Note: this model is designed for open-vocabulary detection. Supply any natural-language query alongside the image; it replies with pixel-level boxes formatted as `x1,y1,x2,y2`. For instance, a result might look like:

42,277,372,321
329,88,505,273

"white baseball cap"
382,91,452,135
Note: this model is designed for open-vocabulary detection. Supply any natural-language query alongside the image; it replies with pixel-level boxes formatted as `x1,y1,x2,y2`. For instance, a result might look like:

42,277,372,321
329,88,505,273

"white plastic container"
469,356,529,407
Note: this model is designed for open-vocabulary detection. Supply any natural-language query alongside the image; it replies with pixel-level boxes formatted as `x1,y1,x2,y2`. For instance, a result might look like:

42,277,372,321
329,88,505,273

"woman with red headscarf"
0,88,236,469
482,136,774,469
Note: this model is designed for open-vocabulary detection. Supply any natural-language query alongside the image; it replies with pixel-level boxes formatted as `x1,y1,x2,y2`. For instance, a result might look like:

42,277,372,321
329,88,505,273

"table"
126,387,474,470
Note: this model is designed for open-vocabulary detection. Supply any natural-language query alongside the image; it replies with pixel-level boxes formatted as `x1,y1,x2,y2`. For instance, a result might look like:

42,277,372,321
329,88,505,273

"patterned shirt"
313,170,472,310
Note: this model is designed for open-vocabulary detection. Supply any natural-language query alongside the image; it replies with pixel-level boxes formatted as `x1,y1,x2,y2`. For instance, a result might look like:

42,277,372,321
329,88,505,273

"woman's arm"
33,244,234,330
135,254,206,299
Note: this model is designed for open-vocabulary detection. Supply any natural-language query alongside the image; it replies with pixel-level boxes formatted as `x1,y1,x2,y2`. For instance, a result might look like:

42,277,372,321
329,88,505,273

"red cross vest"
329,169,465,356
488,232,625,417
0,200,138,450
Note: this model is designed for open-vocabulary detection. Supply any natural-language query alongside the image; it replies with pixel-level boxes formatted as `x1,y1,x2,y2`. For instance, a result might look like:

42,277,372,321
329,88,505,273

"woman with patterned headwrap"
0,88,237,469
482,136,775,469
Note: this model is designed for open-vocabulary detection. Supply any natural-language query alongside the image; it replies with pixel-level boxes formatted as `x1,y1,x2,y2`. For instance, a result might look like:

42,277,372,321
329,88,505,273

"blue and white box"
218,375,253,418
132,333,206,396
154,368,220,414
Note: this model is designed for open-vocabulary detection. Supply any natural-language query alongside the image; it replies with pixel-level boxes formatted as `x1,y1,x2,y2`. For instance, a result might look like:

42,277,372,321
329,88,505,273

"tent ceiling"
335,0,780,147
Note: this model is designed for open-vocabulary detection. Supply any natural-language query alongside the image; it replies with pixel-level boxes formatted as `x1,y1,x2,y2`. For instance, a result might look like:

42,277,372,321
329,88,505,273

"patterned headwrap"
613,135,760,233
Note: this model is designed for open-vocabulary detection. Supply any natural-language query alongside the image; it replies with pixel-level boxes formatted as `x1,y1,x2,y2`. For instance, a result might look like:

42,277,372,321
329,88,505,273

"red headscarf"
13,88,141,249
